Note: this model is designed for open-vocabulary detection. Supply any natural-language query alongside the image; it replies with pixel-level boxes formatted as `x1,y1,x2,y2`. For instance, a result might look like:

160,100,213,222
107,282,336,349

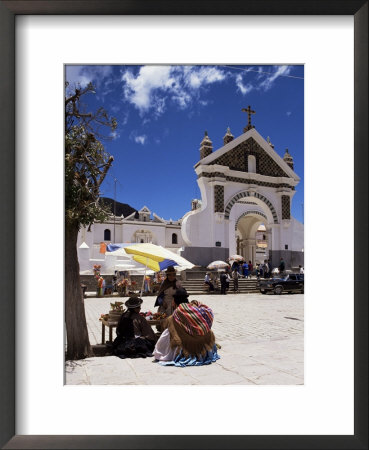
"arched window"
248,155,256,173
140,239,144,243
172,233,178,244
104,229,111,241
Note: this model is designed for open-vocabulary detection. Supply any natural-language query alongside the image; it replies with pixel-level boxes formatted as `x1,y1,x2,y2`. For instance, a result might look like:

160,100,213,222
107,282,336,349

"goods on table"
139,310,154,320
152,312,167,320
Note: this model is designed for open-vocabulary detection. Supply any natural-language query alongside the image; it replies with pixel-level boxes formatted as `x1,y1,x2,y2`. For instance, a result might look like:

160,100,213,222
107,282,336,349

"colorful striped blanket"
172,301,214,336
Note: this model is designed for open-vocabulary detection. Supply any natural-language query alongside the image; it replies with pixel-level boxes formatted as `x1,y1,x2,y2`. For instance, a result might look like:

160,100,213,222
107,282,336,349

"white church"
77,108,304,273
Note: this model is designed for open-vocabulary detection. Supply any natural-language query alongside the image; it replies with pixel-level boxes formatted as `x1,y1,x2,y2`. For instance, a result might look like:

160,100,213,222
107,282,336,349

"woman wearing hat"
112,297,157,359
153,288,220,367
154,265,182,317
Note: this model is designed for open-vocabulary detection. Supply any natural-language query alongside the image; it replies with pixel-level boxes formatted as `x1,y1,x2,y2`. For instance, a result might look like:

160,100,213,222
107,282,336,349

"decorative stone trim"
214,185,224,213
224,191,278,223
199,172,226,179
282,195,291,219
198,172,294,190
211,137,289,178
235,210,268,230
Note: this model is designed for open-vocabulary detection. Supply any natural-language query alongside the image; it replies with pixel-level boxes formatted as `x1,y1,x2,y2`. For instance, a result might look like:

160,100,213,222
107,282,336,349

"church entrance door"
235,214,269,265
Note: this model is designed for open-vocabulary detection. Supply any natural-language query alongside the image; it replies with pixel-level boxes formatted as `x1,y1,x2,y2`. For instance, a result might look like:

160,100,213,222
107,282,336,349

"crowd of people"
203,257,304,295
106,259,304,365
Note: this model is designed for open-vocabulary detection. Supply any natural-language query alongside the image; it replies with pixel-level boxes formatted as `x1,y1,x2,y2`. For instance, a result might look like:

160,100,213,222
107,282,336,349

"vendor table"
101,319,118,344
101,319,164,344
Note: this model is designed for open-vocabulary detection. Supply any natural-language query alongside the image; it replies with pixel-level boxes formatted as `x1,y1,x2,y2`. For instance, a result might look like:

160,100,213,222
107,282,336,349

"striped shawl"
162,301,216,358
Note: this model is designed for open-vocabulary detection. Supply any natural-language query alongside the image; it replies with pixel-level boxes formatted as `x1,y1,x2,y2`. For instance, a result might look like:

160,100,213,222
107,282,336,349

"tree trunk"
65,224,91,360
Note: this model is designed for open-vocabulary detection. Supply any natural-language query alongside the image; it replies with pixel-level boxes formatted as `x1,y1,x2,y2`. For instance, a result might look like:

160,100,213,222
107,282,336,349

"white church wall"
165,227,183,248
290,218,304,252
181,190,215,247
184,176,216,247
121,222,158,244
92,222,114,244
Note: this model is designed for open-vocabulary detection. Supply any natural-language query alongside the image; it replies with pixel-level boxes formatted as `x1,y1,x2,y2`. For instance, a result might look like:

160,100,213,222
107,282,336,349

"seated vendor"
112,297,157,359
153,288,220,367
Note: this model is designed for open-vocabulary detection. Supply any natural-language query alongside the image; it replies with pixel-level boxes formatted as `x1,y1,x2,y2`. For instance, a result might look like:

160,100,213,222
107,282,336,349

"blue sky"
65,64,304,223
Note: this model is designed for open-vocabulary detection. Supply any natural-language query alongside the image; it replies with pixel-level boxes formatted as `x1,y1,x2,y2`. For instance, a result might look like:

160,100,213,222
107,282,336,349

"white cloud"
233,65,294,95
184,66,226,88
134,135,147,145
235,74,254,95
121,65,226,116
286,111,292,116
259,65,292,91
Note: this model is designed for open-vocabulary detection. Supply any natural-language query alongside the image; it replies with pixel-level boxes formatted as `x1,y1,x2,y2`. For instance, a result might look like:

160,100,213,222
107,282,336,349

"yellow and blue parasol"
106,243,194,272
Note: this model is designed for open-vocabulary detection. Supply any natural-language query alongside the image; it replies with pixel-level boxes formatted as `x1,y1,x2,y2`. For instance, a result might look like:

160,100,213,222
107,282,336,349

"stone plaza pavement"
65,292,304,385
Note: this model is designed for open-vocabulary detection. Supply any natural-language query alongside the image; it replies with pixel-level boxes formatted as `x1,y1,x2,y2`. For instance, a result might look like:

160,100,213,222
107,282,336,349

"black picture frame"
0,1,367,449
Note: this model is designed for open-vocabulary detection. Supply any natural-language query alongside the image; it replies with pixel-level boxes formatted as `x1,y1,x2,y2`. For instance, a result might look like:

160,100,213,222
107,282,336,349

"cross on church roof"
241,105,256,132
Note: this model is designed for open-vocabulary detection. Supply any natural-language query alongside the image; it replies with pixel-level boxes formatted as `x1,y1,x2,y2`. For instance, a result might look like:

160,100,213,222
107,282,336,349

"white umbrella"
228,254,244,262
207,260,230,270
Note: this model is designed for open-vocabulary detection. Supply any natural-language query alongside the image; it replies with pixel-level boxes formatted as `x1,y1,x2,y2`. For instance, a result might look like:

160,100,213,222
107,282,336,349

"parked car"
258,273,304,295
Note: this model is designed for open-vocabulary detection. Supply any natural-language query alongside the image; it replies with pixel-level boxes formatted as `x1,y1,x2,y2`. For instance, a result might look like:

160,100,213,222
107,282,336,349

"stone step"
181,279,259,295
181,281,258,286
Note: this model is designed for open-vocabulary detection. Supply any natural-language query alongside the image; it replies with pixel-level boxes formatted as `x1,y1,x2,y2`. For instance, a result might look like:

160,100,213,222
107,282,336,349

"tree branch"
97,156,114,188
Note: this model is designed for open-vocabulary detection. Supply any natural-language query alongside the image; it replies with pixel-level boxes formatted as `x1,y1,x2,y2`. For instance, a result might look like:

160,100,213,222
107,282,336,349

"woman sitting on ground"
112,297,157,359
153,287,220,367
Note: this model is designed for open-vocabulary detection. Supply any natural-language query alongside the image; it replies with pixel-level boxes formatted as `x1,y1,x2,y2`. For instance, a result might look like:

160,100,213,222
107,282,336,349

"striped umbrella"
106,243,194,295
106,243,194,272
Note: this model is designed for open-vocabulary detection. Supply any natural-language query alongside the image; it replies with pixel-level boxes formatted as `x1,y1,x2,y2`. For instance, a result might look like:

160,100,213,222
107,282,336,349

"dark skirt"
112,335,155,359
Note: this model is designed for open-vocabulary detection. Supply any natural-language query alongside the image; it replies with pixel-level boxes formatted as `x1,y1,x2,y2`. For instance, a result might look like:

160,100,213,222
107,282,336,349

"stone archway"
235,211,269,263
225,190,278,223
226,191,277,259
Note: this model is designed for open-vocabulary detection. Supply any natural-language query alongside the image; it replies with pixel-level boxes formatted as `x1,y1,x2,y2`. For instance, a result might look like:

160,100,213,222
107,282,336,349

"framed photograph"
1,1,367,449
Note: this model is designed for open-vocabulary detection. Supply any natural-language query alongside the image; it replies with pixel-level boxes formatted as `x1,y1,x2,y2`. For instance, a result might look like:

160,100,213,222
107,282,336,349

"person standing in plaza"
263,259,269,279
220,271,227,295
232,268,239,292
97,275,105,296
265,259,270,278
154,266,182,316
210,272,218,290
278,257,285,275
248,260,253,279
258,262,263,279
226,270,232,291
242,260,249,278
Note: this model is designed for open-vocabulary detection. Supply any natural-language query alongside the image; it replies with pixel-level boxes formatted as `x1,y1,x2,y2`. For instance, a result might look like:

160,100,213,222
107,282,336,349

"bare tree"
65,82,116,360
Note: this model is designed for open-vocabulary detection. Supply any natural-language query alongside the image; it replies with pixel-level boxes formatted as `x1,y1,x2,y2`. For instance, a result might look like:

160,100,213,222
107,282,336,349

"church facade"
181,113,304,269
77,109,304,272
